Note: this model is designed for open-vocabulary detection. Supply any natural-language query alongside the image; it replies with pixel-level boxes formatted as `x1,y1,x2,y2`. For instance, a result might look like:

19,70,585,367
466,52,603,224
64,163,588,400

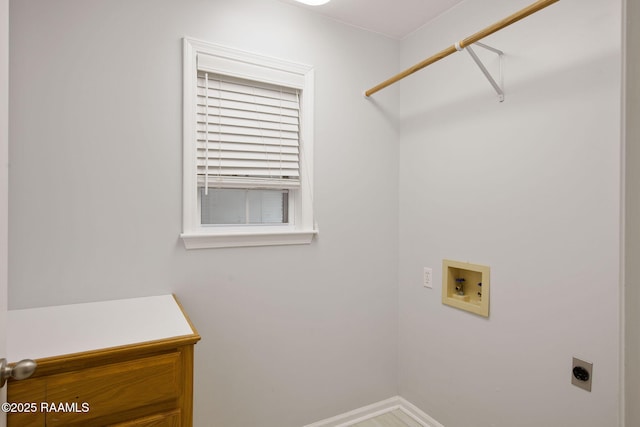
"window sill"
180,229,318,250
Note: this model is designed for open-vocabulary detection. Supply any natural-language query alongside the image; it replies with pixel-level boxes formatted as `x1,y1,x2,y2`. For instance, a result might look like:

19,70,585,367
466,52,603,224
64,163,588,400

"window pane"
248,190,287,224
201,188,246,224
200,189,288,225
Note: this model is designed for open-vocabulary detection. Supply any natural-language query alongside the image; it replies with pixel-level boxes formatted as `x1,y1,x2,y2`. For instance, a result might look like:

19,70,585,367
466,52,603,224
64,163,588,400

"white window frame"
181,38,316,249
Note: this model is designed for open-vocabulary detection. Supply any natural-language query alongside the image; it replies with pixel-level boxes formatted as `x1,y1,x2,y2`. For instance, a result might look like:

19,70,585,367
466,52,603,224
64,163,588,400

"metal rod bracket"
464,43,504,102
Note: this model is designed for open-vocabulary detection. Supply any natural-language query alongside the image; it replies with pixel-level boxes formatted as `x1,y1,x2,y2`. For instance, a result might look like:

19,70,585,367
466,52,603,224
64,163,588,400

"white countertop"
7,295,196,362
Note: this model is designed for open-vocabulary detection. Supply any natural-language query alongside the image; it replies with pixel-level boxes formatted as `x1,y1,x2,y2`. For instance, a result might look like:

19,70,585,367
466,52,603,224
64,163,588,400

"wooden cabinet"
6,295,200,427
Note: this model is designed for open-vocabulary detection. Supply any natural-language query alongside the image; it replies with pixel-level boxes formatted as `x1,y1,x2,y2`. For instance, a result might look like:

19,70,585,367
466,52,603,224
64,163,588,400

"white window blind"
196,70,301,190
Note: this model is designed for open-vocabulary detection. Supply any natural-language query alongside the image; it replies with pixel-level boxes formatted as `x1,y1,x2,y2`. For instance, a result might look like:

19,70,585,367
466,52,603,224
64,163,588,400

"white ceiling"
278,0,466,40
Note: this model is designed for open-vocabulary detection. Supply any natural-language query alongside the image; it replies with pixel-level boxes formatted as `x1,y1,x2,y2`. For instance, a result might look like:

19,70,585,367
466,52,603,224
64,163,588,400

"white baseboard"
302,396,401,427
396,397,445,427
302,396,444,427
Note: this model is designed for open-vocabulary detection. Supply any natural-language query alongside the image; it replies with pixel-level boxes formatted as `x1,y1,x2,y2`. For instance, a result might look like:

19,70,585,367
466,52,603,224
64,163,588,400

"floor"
351,409,424,427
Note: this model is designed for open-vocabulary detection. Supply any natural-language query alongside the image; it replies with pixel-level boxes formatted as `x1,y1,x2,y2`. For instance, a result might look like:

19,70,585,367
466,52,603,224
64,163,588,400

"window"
181,38,316,249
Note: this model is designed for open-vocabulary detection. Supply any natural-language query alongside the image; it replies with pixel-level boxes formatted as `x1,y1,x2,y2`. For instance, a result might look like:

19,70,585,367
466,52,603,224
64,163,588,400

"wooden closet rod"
365,0,560,97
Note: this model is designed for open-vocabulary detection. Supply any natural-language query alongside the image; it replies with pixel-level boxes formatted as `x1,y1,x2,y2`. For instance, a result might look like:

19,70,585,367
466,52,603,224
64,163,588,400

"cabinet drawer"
109,409,181,427
47,352,181,426
9,352,182,426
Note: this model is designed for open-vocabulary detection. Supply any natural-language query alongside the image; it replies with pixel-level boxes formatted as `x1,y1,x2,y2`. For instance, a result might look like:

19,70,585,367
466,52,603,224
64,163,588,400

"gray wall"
8,1,400,425
625,0,640,425
397,0,623,426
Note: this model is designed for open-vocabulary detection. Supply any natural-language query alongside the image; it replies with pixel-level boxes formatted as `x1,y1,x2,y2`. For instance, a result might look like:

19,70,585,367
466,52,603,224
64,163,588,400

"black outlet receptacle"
571,357,593,392
573,366,590,382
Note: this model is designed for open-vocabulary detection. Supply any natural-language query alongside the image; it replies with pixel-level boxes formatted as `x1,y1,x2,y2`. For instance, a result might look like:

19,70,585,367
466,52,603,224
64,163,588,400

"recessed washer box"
442,259,490,317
